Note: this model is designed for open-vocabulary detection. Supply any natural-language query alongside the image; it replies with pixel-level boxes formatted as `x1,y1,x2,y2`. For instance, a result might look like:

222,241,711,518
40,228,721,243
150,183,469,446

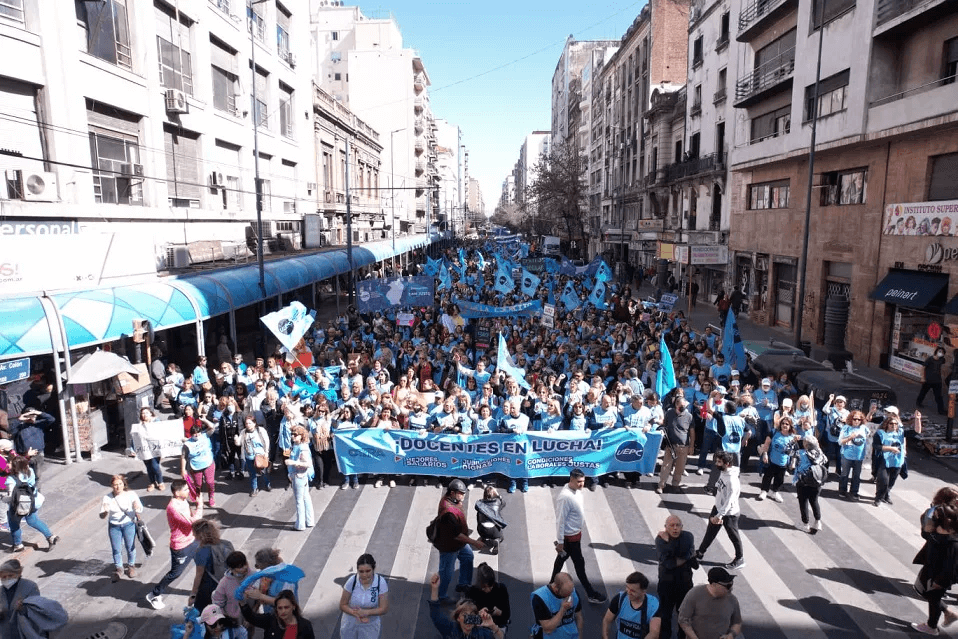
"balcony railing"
690,102,702,116
734,48,795,105
738,0,793,37
714,87,727,103
661,152,725,183
875,0,937,25
870,73,958,106
715,34,730,51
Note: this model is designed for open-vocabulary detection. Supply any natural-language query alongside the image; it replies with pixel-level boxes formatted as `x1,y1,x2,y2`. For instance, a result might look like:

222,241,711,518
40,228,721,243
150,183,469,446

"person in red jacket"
433,479,484,601
146,479,203,610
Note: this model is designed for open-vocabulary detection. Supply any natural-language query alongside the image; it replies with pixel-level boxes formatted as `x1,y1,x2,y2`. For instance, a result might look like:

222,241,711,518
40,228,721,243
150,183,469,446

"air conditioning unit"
165,88,188,114
210,171,224,186
122,163,144,177
19,171,59,202
166,245,191,269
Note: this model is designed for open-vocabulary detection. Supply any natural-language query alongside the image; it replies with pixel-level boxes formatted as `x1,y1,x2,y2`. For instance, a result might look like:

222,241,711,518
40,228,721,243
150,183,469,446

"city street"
27,438,958,639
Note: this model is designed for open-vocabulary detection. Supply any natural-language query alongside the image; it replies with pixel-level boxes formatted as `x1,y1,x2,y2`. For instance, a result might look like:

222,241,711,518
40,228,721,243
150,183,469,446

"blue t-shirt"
878,429,905,468
840,425,869,461
769,431,794,467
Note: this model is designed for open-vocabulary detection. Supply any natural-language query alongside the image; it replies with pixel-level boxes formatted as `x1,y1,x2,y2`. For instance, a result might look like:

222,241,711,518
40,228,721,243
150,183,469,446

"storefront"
870,269,950,381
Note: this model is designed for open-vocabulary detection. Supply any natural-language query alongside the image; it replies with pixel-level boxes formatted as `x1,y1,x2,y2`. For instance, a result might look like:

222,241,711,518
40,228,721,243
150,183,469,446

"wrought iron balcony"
714,87,727,103
715,34,730,51
737,0,797,41
690,102,702,116
734,49,795,107
660,152,725,183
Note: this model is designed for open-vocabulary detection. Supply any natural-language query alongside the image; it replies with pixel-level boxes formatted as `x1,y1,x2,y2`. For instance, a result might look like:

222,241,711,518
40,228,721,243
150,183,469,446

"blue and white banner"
333,429,663,478
356,276,435,312
260,301,315,353
453,298,542,319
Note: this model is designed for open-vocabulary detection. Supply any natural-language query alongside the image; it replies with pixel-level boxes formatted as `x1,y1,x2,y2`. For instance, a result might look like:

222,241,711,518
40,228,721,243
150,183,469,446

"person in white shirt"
694,451,745,571
551,468,606,604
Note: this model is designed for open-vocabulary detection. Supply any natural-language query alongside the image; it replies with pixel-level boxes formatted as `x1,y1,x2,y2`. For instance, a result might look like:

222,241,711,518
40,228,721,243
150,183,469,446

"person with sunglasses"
838,410,870,501
678,567,743,639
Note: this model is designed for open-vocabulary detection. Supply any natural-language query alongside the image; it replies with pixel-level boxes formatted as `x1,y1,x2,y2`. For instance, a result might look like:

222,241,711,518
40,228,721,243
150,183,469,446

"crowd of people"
0,240,954,638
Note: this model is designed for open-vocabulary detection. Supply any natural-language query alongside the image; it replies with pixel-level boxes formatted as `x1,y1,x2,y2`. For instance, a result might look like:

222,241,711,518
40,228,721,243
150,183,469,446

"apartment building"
0,0,321,272
311,2,436,234
725,0,958,377
434,119,463,233
552,37,620,147
514,131,552,231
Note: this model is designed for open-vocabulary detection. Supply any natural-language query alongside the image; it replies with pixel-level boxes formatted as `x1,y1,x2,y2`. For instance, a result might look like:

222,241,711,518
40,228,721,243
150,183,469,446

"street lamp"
250,0,268,300
389,127,406,273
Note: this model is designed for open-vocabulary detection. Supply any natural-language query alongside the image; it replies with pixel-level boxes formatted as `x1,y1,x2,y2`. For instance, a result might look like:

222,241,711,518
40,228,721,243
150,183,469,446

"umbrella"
68,350,140,385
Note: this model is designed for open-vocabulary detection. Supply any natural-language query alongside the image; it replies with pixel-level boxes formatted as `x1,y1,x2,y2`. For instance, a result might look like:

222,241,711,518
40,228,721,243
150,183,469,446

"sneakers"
111,568,121,583
208,498,215,508
655,486,664,495
340,482,348,490
11,544,23,553
466,482,475,490
520,483,529,493
725,557,746,570
374,479,384,488
942,608,958,627
508,480,516,494
800,523,812,533
389,479,396,488
757,491,767,501
145,593,166,610
126,565,137,578
769,492,784,503
696,468,705,476
587,593,607,604
250,490,259,497
911,622,939,635
812,519,824,532
883,496,894,505
47,535,59,548
704,486,716,496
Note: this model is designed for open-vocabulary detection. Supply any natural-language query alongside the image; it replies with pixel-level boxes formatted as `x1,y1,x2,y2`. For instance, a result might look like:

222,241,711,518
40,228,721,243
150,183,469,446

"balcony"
874,0,954,35
714,87,727,103
413,73,425,92
690,102,702,116
733,49,795,107
414,138,425,154
715,34,730,52
868,74,958,134
414,117,424,135
414,96,424,113
415,158,426,174
737,0,798,41
660,152,726,183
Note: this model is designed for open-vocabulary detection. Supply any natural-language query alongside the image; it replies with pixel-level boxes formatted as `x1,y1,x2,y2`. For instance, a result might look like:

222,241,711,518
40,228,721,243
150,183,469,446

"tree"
523,141,588,257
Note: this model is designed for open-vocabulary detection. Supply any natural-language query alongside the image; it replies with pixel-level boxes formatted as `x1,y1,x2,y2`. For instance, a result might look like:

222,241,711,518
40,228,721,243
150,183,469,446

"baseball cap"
200,604,227,626
731,370,740,376
885,405,899,415
0,440,12,452
835,395,847,403
731,380,740,387
707,566,736,586
761,378,772,386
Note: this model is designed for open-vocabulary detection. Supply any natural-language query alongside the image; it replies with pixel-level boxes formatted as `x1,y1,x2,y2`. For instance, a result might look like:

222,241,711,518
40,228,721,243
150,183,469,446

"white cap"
761,378,772,386
782,398,793,408
731,370,740,376
731,380,741,387
835,395,847,403
885,405,899,415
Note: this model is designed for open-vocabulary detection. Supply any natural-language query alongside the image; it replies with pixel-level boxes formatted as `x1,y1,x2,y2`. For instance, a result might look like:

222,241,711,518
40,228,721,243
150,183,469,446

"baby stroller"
474,485,507,555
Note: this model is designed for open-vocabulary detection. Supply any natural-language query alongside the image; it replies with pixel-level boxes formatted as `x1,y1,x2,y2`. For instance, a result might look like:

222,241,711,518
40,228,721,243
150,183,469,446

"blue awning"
870,270,948,310
0,297,56,357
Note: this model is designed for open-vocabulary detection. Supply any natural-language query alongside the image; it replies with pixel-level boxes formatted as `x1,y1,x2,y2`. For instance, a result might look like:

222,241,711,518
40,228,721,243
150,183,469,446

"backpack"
12,481,35,516
207,540,235,584
426,516,440,544
798,460,827,488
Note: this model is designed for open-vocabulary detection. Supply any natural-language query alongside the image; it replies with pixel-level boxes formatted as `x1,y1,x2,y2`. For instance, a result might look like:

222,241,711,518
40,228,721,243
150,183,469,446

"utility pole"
250,0,268,300
346,138,354,305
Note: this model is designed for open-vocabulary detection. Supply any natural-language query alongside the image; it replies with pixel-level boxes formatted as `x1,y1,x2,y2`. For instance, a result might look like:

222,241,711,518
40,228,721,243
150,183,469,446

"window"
692,36,703,67
211,0,231,14
0,77,44,176
818,168,866,205
930,153,958,201
156,5,194,95
688,132,701,158
755,29,796,70
0,0,25,27
76,0,132,70
279,84,293,138
715,67,727,102
211,40,239,115
247,0,265,43
334,72,341,81
811,0,855,29
719,12,730,44
674,140,682,163
331,31,339,40
256,176,271,212
276,3,291,61
943,38,958,85
750,105,791,143
804,69,849,122
214,139,241,211
163,124,202,206
253,68,268,129
87,101,142,205
749,179,790,209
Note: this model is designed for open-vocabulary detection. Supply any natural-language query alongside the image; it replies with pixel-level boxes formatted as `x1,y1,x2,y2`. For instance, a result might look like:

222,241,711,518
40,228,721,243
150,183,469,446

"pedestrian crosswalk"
24,455,944,639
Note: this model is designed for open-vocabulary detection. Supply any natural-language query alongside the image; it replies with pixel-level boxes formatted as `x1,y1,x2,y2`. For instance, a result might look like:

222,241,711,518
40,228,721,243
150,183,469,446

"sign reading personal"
333,429,662,479
356,276,435,313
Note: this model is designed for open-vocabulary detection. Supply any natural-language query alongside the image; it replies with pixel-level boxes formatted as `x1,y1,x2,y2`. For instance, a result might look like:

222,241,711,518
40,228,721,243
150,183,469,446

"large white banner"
129,419,184,461
883,200,958,236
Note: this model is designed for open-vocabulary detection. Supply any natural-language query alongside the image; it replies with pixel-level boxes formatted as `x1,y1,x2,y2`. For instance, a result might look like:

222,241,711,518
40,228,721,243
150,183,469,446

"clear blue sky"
360,0,647,215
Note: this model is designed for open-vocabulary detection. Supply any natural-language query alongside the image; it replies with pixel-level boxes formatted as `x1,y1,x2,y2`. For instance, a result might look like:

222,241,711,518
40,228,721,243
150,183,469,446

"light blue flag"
722,305,748,372
476,251,486,271
494,261,514,294
438,264,452,291
596,260,613,283
561,281,580,311
547,280,556,305
544,258,559,274
458,247,467,266
655,335,677,400
519,243,530,258
423,256,440,277
588,280,608,309
497,332,530,389
520,269,540,297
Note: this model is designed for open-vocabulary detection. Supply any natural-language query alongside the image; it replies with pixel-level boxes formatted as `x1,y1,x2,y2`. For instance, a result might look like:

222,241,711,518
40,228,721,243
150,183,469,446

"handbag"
253,429,269,470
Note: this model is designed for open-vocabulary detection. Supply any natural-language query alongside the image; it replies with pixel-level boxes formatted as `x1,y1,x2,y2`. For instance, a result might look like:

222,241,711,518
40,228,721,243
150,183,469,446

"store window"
890,309,947,381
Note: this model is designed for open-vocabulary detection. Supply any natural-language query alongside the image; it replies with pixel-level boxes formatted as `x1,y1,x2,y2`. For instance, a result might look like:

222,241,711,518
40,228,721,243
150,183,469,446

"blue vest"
720,415,745,454
184,435,213,471
531,585,579,639
879,429,905,468
613,592,659,639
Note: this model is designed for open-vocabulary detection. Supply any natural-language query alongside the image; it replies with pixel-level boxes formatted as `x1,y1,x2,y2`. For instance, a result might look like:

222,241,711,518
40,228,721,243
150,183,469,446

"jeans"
760,462,787,492
697,429,720,469
797,485,821,523
143,457,164,487
875,465,901,503
291,474,313,530
9,506,52,546
244,458,270,492
151,541,198,597
698,507,743,561
839,458,863,495
437,544,474,599
108,522,137,569
552,537,600,599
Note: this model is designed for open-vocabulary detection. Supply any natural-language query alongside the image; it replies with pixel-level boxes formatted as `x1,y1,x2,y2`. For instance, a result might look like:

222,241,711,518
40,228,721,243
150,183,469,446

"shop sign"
659,242,676,260
924,243,958,265
675,246,689,263
0,357,29,385
889,355,924,380
689,245,729,265
0,220,84,236
883,200,958,236
636,219,664,231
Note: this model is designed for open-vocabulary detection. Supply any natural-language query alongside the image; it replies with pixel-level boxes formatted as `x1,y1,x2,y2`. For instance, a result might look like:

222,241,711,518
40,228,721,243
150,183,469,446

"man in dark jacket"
434,479,484,600
656,516,695,639
917,346,947,415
